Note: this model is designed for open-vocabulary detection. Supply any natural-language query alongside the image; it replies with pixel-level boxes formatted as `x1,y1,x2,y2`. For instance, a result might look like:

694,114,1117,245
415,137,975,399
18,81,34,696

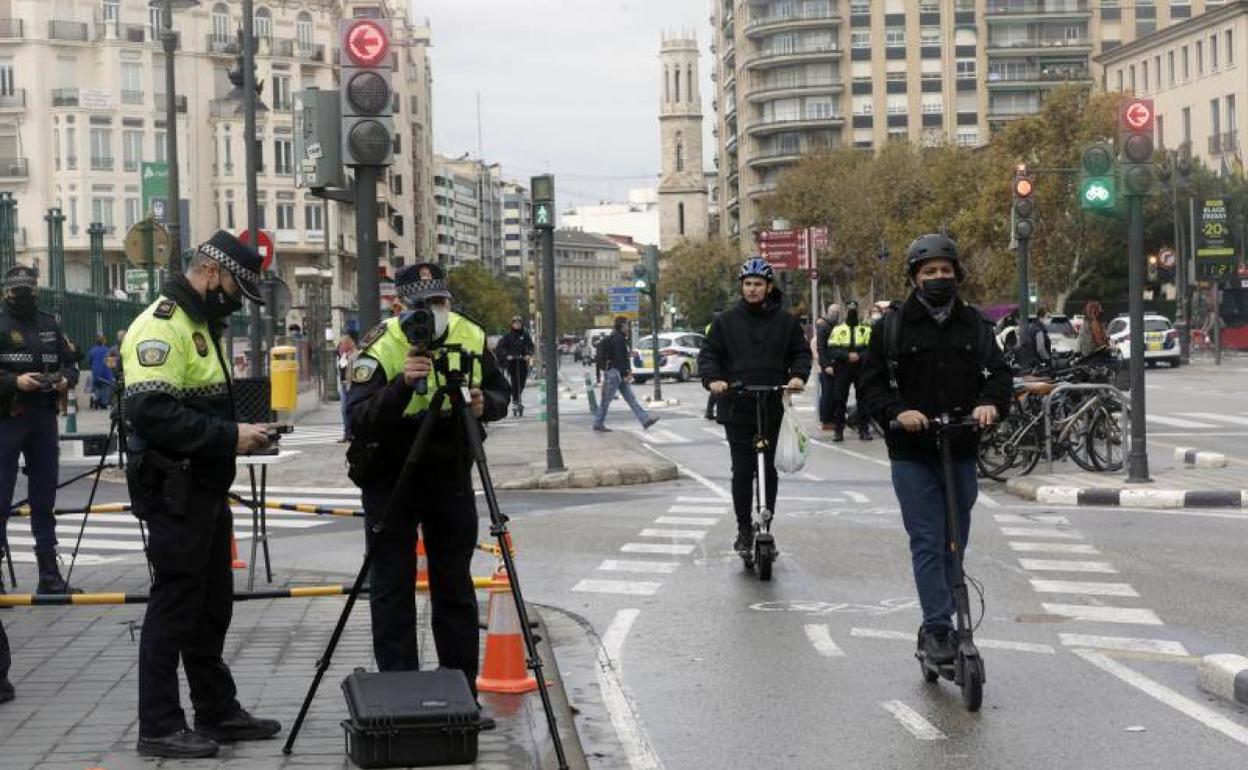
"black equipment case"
341,668,482,768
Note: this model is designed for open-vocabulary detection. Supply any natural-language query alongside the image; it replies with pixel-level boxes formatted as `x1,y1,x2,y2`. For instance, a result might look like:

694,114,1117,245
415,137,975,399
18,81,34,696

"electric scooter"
891,412,986,712
732,383,787,581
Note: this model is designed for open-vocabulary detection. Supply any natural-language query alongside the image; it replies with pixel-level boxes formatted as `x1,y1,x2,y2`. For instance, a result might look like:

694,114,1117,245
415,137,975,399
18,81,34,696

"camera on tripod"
400,303,437,395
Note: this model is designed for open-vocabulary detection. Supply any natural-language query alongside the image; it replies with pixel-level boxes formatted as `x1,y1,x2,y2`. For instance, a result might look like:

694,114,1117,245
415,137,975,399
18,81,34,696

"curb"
1005,478,1247,509
498,462,679,491
1198,654,1248,707
1174,446,1228,468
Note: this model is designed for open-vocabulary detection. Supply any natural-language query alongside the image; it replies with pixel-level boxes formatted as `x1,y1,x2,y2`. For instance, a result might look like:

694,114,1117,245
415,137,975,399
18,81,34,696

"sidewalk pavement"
0,562,586,770
1004,455,1248,508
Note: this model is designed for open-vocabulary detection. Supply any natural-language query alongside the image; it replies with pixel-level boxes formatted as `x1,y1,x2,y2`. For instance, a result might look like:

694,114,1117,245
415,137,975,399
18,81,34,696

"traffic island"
1198,654,1248,708
1004,475,1248,509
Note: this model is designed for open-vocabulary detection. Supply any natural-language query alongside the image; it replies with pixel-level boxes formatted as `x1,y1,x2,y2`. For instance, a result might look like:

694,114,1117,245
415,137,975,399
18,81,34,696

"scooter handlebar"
887,413,982,435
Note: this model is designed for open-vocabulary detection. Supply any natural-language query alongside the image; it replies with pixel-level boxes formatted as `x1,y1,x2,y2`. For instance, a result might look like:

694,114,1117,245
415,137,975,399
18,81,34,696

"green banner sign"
1196,197,1236,281
141,161,169,221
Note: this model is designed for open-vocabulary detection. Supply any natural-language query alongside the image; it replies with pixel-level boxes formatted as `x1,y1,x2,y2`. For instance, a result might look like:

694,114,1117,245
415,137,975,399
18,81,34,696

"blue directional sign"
608,286,640,318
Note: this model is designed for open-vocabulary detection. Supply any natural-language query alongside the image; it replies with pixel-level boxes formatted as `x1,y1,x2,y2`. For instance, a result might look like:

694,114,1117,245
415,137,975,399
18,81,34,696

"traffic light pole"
647,245,662,403
1125,195,1151,483
1174,186,1190,364
243,0,263,377
1016,237,1030,328
541,228,564,472
355,165,380,333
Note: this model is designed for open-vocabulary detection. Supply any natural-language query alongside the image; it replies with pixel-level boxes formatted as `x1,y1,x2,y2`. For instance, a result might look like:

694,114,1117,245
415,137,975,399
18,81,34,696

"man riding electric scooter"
859,234,1012,667
698,257,810,560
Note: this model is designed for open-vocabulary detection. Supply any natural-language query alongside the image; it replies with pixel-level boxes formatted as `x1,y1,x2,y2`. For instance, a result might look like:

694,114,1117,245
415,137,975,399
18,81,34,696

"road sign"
1196,198,1235,280
239,228,275,271
122,219,171,267
125,269,151,295
608,286,640,318
756,229,807,270
1159,248,1176,269
141,162,169,219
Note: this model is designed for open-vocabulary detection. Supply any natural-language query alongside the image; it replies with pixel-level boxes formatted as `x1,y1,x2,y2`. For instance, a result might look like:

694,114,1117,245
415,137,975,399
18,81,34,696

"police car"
1108,313,1180,368
631,332,705,383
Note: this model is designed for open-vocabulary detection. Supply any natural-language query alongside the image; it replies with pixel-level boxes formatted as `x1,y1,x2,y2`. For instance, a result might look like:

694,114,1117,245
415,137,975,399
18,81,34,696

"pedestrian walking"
336,335,358,442
698,257,811,555
592,316,658,433
344,263,509,726
87,334,115,409
826,301,873,442
0,265,81,595
496,315,535,416
816,303,841,430
859,234,1012,666
122,231,281,758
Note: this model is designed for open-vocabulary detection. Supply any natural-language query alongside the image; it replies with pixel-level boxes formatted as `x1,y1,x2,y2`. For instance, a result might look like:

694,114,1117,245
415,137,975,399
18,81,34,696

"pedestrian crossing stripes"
1009,541,1100,555
1018,559,1118,573
1147,411,1248,430
637,528,707,540
999,527,1085,539
571,579,660,596
1058,633,1190,657
628,427,691,445
1029,579,1140,597
1041,603,1164,625
597,559,679,574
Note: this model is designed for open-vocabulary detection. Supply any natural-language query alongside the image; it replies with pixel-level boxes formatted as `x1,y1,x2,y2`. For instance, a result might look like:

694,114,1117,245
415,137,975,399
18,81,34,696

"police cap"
3,264,37,294
396,262,452,304
198,230,265,305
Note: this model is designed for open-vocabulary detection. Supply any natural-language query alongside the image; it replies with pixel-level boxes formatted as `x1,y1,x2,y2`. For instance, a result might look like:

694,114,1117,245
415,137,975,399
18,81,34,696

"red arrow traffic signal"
1121,98,1154,133
345,20,389,67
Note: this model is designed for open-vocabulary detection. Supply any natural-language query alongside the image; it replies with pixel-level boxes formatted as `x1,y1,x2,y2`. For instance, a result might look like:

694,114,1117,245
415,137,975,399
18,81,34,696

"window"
1227,94,1237,134
225,200,235,229
1182,46,1189,79
66,127,77,169
1116,68,1123,91
255,203,266,229
305,203,323,232
125,198,140,230
1141,60,1149,91
1129,65,1135,91
1211,98,1221,138
1197,41,1204,75
920,26,940,46
391,173,403,196
91,197,115,229
102,0,120,23
1168,51,1175,85
148,5,163,38
222,126,232,173
1154,55,1161,86
154,130,166,162
956,59,976,78
121,62,142,103
254,7,273,39
274,139,293,174
68,197,78,233
296,12,313,48
276,203,295,230
1182,106,1191,143
885,27,905,46
1156,114,1164,149
272,75,291,111
211,4,229,41
122,130,142,172
0,58,13,97
851,30,870,49
1228,30,1234,65
676,141,685,172
89,128,112,169
1211,34,1219,69
678,202,685,236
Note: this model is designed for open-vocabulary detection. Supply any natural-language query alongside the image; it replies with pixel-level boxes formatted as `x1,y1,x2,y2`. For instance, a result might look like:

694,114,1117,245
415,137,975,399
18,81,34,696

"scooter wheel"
756,543,774,581
920,659,939,683
960,657,984,712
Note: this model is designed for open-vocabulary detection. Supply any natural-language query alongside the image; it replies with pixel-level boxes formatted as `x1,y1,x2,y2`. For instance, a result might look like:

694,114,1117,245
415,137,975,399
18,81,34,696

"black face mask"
206,284,244,319
918,277,957,306
5,293,36,317
846,309,859,326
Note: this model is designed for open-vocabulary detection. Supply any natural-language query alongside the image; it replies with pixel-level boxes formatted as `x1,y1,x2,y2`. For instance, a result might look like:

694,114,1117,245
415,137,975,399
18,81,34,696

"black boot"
137,729,219,759
34,551,81,595
195,707,282,743
832,426,845,443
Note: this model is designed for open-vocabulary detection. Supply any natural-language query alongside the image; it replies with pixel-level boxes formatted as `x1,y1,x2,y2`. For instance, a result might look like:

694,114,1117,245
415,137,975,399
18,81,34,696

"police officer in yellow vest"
826,300,873,442
345,263,509,705
122,231,281,759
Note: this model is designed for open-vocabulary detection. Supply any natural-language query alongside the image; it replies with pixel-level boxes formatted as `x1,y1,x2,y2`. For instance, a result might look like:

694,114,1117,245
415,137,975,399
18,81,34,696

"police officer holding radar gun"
122,231,281,759
859,234,1012,667
345,263,509,716
698,257,811,557
0,265,80,595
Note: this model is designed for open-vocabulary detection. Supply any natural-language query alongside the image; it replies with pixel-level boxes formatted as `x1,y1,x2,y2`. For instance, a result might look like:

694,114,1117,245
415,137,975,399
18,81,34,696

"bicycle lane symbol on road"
748,598,919,616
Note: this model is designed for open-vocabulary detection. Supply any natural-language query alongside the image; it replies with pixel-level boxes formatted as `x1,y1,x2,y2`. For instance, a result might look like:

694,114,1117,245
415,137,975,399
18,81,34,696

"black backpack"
594,336,609,370
879,305,996,391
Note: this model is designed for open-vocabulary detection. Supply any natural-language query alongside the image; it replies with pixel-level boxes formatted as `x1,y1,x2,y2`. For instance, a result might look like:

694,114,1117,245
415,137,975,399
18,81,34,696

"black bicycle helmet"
905,233,964,281
739,256,775,283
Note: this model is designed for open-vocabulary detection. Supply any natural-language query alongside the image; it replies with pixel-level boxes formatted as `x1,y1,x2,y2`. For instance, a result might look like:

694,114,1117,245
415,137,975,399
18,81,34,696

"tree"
661,238,740,330
446,262,521,332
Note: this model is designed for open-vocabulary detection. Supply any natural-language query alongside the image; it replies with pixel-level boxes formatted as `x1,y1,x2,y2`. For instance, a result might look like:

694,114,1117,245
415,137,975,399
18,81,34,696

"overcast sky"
411,0,714,207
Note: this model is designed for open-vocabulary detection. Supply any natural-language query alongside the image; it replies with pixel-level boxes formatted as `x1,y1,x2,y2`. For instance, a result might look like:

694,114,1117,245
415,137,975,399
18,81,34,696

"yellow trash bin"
270,346,298,413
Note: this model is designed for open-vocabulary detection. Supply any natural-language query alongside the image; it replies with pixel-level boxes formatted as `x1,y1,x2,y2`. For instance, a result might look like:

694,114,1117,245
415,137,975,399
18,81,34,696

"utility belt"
125,449,194,521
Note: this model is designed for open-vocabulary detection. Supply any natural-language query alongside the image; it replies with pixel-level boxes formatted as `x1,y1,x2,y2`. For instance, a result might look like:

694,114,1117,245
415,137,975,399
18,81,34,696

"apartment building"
1098,1,1247,171
0,0,434,332
432,154,508,273
711,0,1233,247
551,230,622,301
501,180,532,279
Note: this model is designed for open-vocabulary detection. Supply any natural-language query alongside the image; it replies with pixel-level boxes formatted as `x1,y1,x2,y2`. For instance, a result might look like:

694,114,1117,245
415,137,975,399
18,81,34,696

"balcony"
986,67,1092,87
90,156,114,171
745,76,844,103
0,18,22,40
746,113,845,137
154,94,187,114
748,141,834,168
206,34,239,55
745,43,841,70
51,87,79,107
147,28,180,50
0,89,24,111
747,182,777,197
1210,131,1239,156
985,1,1090,19
986,104,1039,120
49,20,90,42
745,8,840,38
0,157,27,178
99,21,145,42
269,38,295,58
296,42,325,62
121,89,144,105
986,37,1091,53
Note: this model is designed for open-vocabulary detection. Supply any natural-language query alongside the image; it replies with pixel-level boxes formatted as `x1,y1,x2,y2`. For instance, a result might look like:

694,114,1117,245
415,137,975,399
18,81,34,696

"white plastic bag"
775,393,809,474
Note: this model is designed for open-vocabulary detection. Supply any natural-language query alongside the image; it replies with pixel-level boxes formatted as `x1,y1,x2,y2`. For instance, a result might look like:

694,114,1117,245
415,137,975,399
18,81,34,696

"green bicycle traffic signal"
1080,143,1116,211
1080,177,1115,210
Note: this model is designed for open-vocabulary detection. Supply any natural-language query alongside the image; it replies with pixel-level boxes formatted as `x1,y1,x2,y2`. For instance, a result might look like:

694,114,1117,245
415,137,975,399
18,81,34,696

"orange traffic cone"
476,574,538,694
415,530,428,585
231,534,246,569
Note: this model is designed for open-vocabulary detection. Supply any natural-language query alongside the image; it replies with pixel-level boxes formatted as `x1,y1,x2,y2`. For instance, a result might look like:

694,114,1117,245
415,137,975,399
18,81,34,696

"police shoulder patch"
351,356,380,383
136,339,172,367
359,322,387,350
153,299,177,319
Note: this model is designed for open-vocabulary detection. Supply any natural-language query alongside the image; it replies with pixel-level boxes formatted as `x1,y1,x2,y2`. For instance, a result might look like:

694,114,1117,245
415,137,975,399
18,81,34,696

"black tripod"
283,350,569,769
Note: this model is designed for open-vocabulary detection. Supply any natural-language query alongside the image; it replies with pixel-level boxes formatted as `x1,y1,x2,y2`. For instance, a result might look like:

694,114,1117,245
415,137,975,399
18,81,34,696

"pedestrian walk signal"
534,203,552,228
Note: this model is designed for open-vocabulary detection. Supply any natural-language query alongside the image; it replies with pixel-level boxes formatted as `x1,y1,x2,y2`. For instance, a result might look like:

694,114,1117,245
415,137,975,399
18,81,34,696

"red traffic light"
1014,177,1034,197
345,20,389,67
1120,98,1154,133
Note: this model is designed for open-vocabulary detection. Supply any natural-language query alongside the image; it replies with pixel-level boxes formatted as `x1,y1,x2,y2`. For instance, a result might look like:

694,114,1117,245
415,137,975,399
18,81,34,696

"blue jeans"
593,368,651,429
891,457,977,630
93,379,114,409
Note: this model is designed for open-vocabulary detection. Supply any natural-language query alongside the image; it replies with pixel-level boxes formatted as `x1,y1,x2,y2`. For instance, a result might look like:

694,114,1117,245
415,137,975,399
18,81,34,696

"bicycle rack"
1041,383,1131,475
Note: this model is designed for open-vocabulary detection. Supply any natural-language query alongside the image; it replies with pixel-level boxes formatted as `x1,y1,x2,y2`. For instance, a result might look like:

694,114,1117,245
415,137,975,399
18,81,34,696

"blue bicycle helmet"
739,256,775,282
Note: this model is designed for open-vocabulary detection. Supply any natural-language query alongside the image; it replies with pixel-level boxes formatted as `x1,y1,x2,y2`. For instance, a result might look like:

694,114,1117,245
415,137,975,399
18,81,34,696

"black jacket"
496,329,534,361
697,297,812,426
603,329,632,375
859,294,1013,461
1016,319,1053,371
0,305,80,414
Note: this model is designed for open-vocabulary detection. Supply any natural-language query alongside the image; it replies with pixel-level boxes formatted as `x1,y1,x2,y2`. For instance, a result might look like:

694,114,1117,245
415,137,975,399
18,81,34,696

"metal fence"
45,290,148,350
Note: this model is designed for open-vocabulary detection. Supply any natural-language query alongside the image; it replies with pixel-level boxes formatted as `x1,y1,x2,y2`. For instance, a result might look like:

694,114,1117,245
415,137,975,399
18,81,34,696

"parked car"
1107,313,1180,367
995,315,1079,355
578,327,614,367
631,331,705,383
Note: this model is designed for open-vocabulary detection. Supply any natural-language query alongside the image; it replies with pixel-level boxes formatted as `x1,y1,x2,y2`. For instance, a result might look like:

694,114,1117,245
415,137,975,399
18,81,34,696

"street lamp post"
152,1,199,272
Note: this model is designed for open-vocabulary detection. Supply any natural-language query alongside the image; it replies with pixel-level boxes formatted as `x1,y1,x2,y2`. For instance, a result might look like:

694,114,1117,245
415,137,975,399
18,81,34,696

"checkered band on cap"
3,270,37,290
397,278,450,299
198,242,260,288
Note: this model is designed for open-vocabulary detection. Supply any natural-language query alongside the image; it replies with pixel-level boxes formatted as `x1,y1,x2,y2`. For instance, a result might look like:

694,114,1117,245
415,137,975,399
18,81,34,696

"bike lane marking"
880,700,947,741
